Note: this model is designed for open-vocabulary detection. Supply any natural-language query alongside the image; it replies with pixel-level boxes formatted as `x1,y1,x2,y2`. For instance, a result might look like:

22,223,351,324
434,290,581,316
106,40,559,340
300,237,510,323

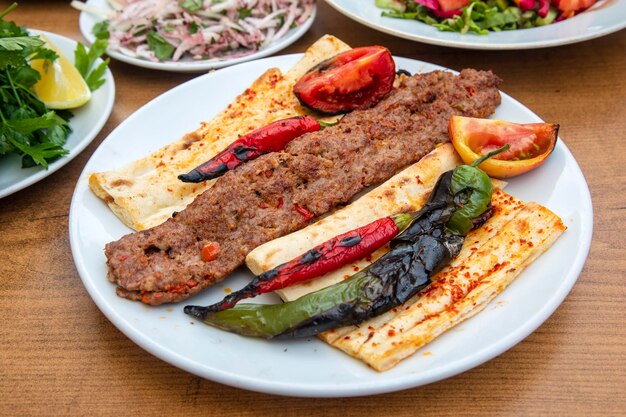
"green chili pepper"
185,270,376,338
447,145,510,235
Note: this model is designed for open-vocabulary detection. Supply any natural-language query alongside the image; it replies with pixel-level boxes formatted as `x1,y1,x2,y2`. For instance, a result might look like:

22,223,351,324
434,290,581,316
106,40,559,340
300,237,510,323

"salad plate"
326,0,626,49
0,30,115,199
69,54,592,397
78,0,317,72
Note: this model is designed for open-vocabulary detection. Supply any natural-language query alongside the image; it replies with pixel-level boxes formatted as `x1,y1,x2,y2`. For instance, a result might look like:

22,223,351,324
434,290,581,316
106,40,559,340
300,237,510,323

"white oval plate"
0,30,115,199
78,0,317,72
326,0,626,50
69,55,592,397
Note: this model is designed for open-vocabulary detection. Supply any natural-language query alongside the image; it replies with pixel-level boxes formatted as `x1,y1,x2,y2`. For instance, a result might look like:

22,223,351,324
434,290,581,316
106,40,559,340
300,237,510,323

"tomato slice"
437,0,469,12
553,0,596,13
449,116,558,178
293,46,396,115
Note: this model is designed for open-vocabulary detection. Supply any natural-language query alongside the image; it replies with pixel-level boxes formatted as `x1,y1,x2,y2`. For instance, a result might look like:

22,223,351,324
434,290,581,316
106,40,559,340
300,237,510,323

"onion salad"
71,0,315,62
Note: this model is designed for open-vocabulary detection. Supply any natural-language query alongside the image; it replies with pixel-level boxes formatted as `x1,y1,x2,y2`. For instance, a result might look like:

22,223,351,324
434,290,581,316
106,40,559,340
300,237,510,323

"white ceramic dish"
78,0,317,72
326,0,626,50
0,30,114,199
69,55,592,397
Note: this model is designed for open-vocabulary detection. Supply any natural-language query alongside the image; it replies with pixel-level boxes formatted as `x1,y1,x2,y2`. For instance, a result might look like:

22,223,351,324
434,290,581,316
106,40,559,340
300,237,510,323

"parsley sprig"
0,3,109,168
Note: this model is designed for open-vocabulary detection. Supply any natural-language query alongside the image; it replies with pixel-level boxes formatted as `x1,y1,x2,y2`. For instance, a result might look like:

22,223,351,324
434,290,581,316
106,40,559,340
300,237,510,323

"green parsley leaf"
74,42,89,77
12,65,41,88
85,58,110,91
147,30,175,61
92,20,110,40
0,49,22,69
74,38,109,91
30,46,58,62
0,3,78,168
0,35,43,51
237,8,252,19
5,111,67,135
180,0,203,12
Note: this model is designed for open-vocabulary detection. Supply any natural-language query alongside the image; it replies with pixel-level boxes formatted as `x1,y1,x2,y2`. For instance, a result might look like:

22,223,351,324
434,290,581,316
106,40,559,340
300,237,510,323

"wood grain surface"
1,1,625,415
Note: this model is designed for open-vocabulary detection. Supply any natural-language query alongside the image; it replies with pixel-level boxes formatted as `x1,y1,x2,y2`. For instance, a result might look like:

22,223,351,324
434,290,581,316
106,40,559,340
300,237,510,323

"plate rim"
0,29,115,199
325,0,626,50
78,0,317,72
69,54,593,397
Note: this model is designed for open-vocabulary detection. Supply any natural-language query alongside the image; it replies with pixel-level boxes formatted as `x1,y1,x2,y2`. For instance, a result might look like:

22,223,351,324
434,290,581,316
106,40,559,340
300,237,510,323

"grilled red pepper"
203,213,416,313
178,115,321,183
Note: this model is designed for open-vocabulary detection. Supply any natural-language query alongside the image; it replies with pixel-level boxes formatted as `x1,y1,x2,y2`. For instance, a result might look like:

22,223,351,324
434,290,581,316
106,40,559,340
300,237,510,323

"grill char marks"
105,69,502,305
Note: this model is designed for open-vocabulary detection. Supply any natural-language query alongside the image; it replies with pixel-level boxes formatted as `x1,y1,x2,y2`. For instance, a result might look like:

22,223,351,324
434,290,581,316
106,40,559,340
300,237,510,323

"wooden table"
2,1,625,415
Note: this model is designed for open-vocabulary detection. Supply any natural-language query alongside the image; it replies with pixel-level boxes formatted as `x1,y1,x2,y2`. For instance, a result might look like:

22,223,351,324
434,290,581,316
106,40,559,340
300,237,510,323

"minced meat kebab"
105,69,501,305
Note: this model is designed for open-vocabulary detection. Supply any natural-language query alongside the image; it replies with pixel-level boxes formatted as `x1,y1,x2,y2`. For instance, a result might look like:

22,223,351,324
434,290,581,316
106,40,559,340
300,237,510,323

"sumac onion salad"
72,0,315,62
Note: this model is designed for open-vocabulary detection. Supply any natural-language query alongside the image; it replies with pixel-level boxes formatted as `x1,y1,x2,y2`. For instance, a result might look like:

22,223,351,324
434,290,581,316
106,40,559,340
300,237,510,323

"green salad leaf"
377,0,560,34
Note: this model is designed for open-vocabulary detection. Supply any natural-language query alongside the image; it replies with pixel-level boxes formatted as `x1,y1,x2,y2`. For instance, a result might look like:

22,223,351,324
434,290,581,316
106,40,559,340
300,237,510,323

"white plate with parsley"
0,29,114,199
76,0,317,72
326,0,626,49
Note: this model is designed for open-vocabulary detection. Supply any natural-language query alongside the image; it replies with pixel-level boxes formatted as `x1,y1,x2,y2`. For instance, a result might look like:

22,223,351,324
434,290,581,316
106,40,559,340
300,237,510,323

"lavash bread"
89,35,351,230
245,144,565,371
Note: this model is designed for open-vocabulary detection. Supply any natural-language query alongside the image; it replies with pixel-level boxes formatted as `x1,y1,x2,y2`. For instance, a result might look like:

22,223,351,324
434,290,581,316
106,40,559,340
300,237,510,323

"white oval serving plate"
69,54,592,397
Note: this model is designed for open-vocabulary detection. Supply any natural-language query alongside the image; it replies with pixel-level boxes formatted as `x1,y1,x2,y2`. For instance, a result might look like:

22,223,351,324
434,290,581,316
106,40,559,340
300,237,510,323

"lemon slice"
31,35,91,110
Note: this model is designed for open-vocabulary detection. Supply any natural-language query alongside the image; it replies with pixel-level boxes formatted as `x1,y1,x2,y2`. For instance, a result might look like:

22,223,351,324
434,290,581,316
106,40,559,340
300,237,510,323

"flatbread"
89,35,351,230
330,199,565,371
245,144,564,371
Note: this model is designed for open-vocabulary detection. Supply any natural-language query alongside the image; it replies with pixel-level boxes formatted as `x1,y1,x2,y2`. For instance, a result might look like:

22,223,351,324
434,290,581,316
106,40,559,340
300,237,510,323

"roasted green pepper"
184,146,507,338
446,146,508,235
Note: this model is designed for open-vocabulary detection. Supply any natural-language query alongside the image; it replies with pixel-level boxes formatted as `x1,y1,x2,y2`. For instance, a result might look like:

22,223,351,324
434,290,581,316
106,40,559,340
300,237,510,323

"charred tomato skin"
293,46,396,115
449,116,558,178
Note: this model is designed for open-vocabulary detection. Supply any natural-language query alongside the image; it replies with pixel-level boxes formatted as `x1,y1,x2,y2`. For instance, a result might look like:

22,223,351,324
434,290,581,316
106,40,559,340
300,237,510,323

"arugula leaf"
147,30,174,61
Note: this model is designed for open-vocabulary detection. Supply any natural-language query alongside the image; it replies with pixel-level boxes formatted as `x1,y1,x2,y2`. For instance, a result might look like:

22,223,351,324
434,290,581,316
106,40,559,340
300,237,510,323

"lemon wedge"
31,35,91,109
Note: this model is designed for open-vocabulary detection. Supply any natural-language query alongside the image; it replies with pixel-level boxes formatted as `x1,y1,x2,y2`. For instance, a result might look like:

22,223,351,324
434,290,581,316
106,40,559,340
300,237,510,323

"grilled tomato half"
293,46,395,115
449,116,559,178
